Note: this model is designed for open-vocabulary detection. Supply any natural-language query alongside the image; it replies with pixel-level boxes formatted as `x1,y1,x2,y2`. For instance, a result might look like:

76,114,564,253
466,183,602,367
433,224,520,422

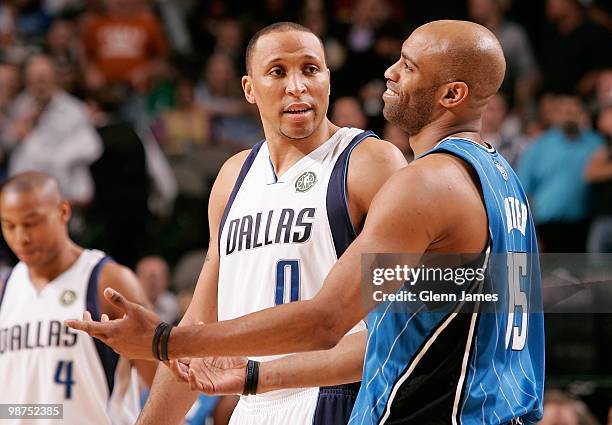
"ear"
242,75,256,104
60,200,72,224
439,82,469,109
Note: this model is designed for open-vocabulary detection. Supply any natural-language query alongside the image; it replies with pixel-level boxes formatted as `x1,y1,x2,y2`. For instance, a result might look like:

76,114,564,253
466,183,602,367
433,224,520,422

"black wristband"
160,323,173,361
242,360,260,396
152,322,169,361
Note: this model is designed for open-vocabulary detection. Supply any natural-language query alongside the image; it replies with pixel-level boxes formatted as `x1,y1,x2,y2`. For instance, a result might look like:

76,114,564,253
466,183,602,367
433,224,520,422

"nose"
15,227,32,246
384,60,400,82
286,72,307,97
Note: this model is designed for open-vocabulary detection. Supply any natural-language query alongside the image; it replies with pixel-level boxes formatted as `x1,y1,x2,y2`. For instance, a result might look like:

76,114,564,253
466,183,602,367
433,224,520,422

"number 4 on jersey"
54,360,75,399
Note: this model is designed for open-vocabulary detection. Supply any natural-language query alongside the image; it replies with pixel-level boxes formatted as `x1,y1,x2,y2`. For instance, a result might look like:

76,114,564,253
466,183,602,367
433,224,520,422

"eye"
304,65,319,74
269,67,284,77
404,62,414,72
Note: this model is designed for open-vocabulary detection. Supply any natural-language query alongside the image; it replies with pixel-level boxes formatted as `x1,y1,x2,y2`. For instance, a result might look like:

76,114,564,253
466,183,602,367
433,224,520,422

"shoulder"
350,136,406,164
211,148,253,202
98,260,148,307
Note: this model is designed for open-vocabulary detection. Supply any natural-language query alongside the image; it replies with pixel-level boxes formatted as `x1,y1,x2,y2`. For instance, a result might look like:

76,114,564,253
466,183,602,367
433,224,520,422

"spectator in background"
539,0,612,96
585,105,612,253
539,390,601,425
468,0,540,108
212,18,246,71
44,17,80,94
1,54,101,205
195,53,262,149
81,0,167,93
0,62,20,131
595,69,612,107
518,95,602,252
86,88,150,267
135,255,179,324
152,76,211,156
330,96,367,129
482,92,528,167
334,22,404,132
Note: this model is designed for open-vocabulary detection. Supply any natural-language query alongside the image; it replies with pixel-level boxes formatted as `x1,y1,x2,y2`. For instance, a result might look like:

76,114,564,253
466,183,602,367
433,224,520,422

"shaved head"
382,20,506,135
0,172,71,268
2,171,63,204
411,20,506,102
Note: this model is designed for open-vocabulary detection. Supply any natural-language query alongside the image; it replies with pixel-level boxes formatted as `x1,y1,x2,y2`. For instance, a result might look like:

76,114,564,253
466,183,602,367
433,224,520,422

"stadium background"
0,0,611,423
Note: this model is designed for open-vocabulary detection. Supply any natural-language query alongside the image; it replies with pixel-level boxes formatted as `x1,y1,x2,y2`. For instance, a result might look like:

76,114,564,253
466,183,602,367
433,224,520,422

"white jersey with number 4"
0,249,140,425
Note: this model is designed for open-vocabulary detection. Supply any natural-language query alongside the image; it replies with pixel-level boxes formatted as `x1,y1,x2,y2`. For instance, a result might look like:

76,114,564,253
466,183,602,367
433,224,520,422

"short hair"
245,22,323,75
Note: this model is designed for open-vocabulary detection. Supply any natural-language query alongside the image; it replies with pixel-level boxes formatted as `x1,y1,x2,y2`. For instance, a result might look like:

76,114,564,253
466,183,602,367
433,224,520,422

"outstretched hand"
168,356,248,395
65,288,161,360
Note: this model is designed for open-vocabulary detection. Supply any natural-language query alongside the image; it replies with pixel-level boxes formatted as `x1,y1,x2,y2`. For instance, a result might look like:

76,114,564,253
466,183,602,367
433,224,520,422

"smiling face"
382,33,441,135
242,30,330,142
0,188,70,269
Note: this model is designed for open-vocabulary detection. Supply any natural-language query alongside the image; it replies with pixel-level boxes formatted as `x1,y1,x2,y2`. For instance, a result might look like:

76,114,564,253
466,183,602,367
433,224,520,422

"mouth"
383,87,400,98
283,103,313,115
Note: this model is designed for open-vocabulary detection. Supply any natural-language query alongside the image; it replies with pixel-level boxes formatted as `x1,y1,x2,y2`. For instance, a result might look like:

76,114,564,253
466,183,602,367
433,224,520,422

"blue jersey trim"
85,256,119,397
218,140,265,255
326,130,378,258
0,267,14,311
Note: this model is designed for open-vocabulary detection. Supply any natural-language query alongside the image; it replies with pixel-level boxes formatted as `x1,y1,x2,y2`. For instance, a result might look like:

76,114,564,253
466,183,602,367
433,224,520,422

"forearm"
137,366,198,425
169,299,343,359
257,330,366,393
132,359,159,388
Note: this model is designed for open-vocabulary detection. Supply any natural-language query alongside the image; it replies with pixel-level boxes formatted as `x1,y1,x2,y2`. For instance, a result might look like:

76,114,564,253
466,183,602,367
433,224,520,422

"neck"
409,117,483,158
266,119,339,176
29,241,82,289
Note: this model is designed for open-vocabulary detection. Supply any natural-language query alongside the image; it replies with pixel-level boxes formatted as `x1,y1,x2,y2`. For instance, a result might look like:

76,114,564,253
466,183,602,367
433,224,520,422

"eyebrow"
401,52,419,69
264,54,324,66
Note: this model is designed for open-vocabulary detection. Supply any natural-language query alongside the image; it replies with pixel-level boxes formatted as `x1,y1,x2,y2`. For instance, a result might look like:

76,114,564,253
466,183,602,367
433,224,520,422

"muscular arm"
137,150,249,425
98,262,158,387
165,154,486,359
245,138,407,392
257,330,366,392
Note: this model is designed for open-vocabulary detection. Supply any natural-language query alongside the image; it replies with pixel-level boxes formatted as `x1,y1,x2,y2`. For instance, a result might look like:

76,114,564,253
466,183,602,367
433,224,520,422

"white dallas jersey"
0,250,140,425
218,127,373,361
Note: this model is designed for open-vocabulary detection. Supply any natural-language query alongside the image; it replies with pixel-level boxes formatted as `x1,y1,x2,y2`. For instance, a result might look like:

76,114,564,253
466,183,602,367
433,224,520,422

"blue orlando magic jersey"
350,138,544,425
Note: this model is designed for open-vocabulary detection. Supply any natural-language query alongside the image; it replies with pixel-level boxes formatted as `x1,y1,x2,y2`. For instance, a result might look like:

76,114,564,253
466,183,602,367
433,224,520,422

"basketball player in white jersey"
101,22,405,425
0,171,157,425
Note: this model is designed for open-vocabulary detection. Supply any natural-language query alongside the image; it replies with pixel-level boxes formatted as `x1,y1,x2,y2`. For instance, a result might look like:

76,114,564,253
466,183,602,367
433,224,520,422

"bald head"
2,171,63,205
411,20,505,102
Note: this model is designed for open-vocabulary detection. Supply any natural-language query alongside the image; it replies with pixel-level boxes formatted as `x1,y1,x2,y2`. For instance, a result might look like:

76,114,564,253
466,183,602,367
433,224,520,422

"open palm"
187,356,248,395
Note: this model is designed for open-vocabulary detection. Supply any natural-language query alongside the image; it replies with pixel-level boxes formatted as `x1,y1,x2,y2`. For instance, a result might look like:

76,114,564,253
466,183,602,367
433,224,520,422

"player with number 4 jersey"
0,172,156,425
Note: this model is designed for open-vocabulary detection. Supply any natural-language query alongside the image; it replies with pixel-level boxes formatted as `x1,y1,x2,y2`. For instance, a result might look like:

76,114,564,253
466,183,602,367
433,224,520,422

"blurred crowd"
0,0,611,422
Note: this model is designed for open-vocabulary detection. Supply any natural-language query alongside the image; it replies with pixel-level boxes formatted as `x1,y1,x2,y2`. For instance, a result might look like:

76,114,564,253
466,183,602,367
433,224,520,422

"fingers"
168,359,189,382
64,318,109,339
103,288,133,313
188,369,205,393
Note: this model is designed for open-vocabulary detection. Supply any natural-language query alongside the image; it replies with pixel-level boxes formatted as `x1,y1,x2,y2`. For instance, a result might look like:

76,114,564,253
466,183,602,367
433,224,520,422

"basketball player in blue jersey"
0,171,157,424
76,22,406,425
68,20,544,424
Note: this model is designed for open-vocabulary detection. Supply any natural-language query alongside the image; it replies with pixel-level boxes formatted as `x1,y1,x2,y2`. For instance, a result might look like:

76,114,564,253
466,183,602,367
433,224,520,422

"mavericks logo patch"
295,171,317,192
60,289,77,306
